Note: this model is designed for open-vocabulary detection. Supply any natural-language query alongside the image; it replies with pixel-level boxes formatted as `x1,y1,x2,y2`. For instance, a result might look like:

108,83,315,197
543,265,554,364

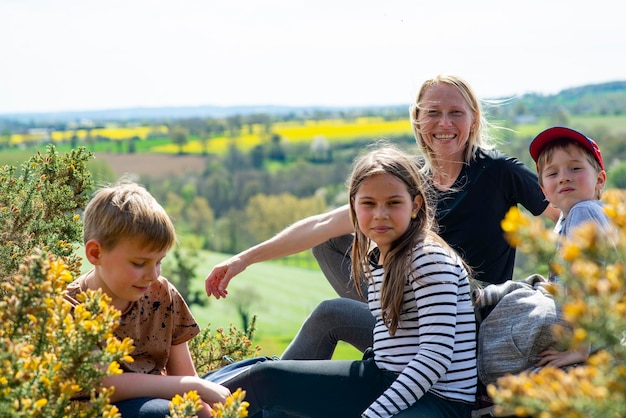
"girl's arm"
205,204,352,298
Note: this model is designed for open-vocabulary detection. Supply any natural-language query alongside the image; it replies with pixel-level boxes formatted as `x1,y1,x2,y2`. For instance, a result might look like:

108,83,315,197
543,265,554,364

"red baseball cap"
529,126,604,171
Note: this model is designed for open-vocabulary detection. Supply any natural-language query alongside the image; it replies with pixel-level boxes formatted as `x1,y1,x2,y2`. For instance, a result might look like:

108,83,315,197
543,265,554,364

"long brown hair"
349,144,457,335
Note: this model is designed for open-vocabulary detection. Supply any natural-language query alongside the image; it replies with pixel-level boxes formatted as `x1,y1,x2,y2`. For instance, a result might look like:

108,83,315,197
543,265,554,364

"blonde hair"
83,180,176,252
348,144,464,335
409,74,498,175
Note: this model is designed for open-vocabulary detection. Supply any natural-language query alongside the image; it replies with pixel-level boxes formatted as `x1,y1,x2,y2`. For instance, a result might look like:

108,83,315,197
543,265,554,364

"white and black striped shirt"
363,240,477,417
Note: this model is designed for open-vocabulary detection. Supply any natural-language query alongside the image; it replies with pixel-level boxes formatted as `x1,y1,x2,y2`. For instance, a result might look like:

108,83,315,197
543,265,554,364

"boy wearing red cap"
530,126,609,240
528,126,610,368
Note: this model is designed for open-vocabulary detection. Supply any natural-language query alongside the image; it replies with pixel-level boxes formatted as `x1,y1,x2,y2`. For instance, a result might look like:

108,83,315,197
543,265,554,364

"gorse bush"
190,317,261,375
0,145,93,281
0,251,253,418
491,189,626,417
0,251,133,417
0,146,254,417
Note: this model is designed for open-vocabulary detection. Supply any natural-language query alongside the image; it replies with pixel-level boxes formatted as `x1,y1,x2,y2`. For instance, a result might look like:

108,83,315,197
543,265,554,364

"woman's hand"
205,256,246,299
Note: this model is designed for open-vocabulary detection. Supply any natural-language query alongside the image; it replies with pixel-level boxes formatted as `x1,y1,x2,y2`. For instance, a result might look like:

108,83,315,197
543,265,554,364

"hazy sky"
1,0,623,114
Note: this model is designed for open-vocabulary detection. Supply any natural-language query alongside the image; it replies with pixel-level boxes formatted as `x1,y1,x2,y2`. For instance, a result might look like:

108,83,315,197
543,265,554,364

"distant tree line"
3,80,626,260
141,133,416,256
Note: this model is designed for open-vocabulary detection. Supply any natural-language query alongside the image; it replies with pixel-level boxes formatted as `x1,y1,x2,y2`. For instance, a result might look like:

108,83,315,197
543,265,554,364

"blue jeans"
114,397,171,417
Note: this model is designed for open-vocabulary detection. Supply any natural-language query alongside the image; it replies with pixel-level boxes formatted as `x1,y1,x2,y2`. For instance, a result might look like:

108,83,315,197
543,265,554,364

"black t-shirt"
435,149,548,284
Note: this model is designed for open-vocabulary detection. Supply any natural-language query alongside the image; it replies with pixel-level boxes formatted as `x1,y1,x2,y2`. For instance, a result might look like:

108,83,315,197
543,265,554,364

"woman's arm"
205,204,352,298
541,205,561,223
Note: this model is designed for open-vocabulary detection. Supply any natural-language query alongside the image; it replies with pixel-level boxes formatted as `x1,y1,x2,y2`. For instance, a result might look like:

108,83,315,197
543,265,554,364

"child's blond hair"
83,180,176,252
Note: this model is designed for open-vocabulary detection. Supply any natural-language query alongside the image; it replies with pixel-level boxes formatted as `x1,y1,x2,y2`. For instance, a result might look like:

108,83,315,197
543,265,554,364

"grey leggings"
281,234,375,360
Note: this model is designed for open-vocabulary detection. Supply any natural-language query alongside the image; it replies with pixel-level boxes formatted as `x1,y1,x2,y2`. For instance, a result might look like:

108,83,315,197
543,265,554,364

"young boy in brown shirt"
65,181,229,417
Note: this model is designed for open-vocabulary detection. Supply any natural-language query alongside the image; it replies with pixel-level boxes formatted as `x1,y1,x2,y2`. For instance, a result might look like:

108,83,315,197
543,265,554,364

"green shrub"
491,190,626,417
0,144,93,281
0,251,132,417
190,316,262,375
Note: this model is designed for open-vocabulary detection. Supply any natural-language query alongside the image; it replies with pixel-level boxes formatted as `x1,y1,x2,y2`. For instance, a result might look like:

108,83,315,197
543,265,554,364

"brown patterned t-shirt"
65,272,200,375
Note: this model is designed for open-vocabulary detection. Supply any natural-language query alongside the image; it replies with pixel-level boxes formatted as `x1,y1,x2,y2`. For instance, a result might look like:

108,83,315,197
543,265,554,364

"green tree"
549,106,570,127
607,161,626,189
268,133,286,161
170,125,189,154
164,245,207,307
245,193,327,243
164,191,185,223
184,195,215,238
213,208,251,253
250,144,265,169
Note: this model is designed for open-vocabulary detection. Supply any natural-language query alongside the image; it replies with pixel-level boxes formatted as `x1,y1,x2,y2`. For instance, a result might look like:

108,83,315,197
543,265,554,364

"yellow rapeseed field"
154,117,411,154
11,125,168,144
10,117,411,155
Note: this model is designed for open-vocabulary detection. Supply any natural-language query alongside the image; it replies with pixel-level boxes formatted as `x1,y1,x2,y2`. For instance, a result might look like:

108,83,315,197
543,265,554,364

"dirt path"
94,153,208,177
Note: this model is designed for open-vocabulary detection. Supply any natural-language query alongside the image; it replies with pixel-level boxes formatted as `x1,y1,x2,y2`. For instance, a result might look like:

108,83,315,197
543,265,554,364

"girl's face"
85,237,167,311
417,83,475,163
540,145,606,217
353,172,422,261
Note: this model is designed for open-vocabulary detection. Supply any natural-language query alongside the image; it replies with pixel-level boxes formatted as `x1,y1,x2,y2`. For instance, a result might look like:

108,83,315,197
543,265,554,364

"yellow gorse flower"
210,388,250,418
167,390,202,418
0,251,131,417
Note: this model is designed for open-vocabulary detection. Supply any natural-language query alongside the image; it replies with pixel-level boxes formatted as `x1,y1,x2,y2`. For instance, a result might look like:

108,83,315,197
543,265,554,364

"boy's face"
85,237,168,311
540,145,606,217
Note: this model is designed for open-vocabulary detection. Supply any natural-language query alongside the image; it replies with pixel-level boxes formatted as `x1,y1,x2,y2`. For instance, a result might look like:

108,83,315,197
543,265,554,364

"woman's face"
417,83,475,163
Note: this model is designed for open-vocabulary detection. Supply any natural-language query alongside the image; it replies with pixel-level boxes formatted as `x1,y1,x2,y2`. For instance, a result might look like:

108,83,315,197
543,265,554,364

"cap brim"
529,126,600,169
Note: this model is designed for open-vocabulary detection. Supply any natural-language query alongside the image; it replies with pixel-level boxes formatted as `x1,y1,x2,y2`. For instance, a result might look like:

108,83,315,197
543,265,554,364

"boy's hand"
536,345,590,368
196,379,231,405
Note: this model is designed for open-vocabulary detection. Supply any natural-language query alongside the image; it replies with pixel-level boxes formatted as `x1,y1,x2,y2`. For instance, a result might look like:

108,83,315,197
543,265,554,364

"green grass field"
186,251,363,360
